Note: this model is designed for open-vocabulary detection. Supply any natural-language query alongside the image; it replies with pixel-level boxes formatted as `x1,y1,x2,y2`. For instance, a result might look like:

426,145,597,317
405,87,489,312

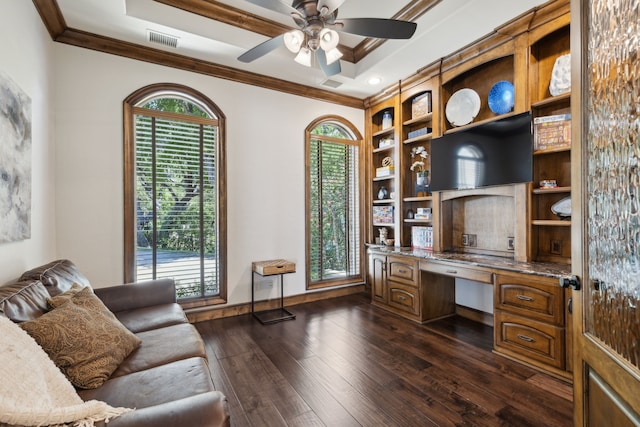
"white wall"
0,2,57,284
53,45,364,305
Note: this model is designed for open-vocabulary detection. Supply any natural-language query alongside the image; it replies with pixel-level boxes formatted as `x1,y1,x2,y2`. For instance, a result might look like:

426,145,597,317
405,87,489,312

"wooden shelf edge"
373,127,395,137
403,112,433,126
373,222,395,227
403,196,433,202
532,186,571,194
373,176,395,182
403,133,433,144
404,219,433,224
533,147,571,155
373,145,394,153
531,220,572,226
531,93,571,108
373,199,395,204
443,111,519,135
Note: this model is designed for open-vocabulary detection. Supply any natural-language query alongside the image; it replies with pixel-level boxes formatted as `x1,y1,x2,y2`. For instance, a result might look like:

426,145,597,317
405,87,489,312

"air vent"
321,79,343,89
147,30,179,48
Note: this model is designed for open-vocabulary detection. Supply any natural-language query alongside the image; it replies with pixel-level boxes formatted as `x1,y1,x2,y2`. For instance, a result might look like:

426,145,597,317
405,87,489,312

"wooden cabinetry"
528,22,572,264
368,251,455,323
365,0,571,266
367,95,400,246
494,272,571,379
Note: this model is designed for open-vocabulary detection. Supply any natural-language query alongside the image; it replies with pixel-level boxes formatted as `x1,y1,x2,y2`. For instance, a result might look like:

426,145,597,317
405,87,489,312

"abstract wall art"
0,71,32,243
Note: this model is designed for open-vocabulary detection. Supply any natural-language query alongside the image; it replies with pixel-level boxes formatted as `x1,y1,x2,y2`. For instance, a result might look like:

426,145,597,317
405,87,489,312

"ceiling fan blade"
238,34,285,63
243,0,299,16
337,18,417,39
316,49,341,77
317,0,346,16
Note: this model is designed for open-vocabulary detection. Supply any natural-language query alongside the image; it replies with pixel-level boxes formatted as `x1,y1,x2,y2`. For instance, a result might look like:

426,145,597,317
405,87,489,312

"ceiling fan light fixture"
294,47,312,67
319,28,339,50
284,29,305,53
325,47,343,65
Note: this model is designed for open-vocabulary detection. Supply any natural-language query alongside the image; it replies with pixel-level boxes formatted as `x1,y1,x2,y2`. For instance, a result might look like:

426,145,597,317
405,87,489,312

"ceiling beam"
31,0,364,108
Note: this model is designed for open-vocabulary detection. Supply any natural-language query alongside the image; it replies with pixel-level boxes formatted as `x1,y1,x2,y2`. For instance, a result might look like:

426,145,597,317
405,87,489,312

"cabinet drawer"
495,273,564,325
388,283,420,316
494,310,565,369
420,260,493,284
388,256,419,286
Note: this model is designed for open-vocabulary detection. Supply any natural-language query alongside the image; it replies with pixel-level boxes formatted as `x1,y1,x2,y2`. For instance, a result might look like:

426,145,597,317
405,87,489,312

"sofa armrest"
94,278,177,313
0,394,219,427
96,392,230,427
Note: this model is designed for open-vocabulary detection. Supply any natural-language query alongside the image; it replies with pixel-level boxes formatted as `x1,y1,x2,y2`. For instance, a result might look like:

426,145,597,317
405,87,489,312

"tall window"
124,84,226,306
306,116,364,289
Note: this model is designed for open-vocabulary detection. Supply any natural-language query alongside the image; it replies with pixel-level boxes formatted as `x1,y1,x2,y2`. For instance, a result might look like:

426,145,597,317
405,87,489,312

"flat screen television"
430,111,533,192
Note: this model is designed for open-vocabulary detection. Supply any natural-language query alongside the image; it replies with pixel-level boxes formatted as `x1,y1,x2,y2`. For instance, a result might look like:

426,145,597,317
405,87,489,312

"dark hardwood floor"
195,293,573,426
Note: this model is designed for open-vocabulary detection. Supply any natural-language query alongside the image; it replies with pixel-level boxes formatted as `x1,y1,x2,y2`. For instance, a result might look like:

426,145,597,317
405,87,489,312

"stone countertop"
367,245,572,279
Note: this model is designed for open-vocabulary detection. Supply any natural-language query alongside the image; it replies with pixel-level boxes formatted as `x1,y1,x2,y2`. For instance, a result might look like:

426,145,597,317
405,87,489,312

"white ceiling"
56,0,546,99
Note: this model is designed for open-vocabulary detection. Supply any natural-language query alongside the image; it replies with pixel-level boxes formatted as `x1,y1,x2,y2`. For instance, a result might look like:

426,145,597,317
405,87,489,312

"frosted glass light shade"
319,28,339,50
325,47,343,65
294,47,312,67
284,30,304,53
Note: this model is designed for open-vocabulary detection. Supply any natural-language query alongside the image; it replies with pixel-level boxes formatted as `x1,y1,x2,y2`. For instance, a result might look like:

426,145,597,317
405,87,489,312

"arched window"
306,116,364,289
124,84,226,307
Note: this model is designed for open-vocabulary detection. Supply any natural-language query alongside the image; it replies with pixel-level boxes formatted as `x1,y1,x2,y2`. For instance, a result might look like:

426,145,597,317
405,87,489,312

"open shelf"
373,127,395,137
531,93,570,108
532,220,571,226
403,112,433,126
404,219,433,224
404,196,433,202
532,186,571,194
403,133,433,144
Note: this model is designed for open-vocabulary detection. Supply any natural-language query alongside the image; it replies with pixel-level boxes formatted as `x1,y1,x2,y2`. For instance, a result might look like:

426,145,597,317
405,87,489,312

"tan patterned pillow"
46,282,88,309
20,287,141,389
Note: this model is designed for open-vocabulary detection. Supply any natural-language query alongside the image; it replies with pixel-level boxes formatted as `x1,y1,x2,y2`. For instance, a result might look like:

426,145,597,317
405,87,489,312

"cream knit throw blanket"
0,316,132,426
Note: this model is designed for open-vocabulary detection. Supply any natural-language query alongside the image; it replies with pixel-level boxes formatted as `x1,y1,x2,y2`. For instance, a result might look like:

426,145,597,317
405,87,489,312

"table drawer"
494,310,564,369
388,283,420,316
388,256,419,286
420,261,493,284
495,273,564,325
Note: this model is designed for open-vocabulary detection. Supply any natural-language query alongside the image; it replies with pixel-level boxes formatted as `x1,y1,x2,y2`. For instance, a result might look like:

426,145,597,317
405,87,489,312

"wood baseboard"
455,305,494,327
185,284,366,323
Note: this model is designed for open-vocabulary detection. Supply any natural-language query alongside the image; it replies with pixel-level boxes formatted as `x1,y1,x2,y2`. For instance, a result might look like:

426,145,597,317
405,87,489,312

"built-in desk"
367,246,572,380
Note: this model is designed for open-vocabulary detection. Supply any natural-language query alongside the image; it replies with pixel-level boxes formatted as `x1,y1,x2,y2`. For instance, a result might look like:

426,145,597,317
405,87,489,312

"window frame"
123,83,227,308
305,115,365,290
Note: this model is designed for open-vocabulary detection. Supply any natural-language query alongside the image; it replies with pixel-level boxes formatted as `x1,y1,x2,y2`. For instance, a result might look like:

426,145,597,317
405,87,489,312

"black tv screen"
430,111,533,191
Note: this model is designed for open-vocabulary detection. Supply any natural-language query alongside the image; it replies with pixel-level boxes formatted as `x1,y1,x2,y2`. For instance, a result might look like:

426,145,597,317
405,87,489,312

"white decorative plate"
551,196,571,218
549,53,571,96
446,88,481,127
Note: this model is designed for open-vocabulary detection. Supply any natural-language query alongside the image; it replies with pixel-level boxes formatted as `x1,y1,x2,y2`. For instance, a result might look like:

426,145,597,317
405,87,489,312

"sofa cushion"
19,259,91,296
0,280,50,322
113,303,188,333
111,323,206,378
20,287,141,389
78,357,216,409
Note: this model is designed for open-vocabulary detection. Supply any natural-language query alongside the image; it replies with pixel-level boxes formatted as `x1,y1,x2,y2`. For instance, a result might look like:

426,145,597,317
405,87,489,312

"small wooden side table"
251,259,296,324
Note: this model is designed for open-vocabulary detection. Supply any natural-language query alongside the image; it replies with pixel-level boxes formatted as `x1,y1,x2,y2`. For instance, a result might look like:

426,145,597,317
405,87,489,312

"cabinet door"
369,254,387,303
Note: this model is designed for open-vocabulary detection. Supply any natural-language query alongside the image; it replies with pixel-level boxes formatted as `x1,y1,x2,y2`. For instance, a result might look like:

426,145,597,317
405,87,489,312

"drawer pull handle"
516,294,534,302
398,296,407,301
398,269,406,274
446,269,457,274
517,334,536,343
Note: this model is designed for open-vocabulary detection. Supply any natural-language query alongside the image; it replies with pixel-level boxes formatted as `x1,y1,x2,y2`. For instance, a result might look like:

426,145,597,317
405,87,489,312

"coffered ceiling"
37,0,546,103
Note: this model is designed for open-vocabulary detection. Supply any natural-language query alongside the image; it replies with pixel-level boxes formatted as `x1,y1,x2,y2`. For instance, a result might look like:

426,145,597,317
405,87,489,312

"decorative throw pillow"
20,288,141,389
46,282,87,309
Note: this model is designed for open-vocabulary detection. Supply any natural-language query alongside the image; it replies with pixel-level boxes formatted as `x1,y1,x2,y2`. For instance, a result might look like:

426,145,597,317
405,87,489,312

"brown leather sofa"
0,260,230,427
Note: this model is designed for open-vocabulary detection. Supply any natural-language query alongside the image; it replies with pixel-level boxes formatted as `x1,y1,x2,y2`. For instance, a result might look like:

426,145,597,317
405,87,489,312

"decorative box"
411,226,433,249
252,259,296,276
376,166,394,177
373,206,394,224
414,207,432,220
407,127,431,139
412,92,432,118
534,114,571,151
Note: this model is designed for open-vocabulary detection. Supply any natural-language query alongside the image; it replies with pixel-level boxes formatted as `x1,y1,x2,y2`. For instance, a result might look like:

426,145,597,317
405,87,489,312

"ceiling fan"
238,0,418,77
